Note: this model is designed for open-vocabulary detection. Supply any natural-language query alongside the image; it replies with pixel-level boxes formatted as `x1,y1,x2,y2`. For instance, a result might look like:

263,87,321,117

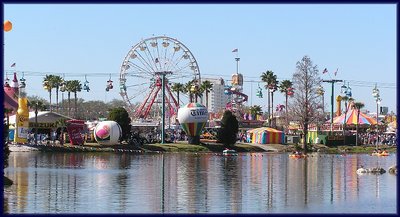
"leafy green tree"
217,110,239,148
108,107,132,141
107,99,126,108
289,56,322,153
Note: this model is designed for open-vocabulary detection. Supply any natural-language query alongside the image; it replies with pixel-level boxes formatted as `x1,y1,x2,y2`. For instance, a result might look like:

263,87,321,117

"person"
59,132,64,146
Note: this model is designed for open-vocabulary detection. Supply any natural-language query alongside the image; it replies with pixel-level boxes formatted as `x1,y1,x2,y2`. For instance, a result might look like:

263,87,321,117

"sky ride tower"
224,50,248,118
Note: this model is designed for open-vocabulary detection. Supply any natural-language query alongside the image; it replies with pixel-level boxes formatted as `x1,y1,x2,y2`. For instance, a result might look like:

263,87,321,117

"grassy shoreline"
14,141,397,154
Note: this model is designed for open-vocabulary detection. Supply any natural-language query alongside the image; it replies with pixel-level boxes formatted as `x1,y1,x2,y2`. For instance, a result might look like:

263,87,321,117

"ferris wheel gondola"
119,36,201,121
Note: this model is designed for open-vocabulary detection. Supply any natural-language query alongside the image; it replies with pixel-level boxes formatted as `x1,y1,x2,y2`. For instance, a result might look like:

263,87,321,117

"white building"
201,77,229,114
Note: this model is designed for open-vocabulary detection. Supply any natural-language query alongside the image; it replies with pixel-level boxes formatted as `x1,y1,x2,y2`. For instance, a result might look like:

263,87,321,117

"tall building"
202,77,229,114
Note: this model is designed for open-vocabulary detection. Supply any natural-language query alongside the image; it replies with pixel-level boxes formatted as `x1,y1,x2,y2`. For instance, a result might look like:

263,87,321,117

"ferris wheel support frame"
136,85,157,118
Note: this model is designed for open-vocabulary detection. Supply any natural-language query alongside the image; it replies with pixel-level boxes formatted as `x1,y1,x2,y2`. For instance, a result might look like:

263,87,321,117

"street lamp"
340,81,353,145
268,83,277,128
155,71,172,144
317,86,325,114
35,102,38,145
372,84,381,149
322,79,343,132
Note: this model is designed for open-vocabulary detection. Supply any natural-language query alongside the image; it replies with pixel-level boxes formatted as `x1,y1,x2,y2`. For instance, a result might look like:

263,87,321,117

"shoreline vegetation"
8,141,397,155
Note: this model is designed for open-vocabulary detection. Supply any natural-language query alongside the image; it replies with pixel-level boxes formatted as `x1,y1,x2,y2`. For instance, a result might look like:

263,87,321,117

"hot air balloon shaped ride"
94,121,122,145
177,103,208,145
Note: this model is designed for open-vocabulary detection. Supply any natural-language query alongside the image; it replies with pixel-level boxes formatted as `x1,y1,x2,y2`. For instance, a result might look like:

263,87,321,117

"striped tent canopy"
246,127,285,144
330,108,377,125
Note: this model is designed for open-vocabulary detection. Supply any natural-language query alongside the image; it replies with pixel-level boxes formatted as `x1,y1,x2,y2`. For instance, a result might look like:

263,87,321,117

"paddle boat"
356,165,386,175
371,150,389,157
223,149,238,156
289,152,307,159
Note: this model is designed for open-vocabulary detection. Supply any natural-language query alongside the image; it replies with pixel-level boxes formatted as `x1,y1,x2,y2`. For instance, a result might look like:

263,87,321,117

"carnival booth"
8,111,72,141
331,108,377,125
247,127,285,144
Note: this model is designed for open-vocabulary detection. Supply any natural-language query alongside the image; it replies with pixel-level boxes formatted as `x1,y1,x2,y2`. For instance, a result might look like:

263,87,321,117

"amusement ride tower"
224,51,248,116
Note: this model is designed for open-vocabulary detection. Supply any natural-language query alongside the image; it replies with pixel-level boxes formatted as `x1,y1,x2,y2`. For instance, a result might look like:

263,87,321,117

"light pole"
317,85,325,116
372,84,381,149
155,71,172,144
35,102,38,145
322,79,343,132
340,81,352,145
269,83,277,128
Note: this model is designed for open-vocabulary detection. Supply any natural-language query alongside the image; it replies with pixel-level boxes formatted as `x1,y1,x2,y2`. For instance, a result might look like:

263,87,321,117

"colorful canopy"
246,127,285,144
331,108,377,125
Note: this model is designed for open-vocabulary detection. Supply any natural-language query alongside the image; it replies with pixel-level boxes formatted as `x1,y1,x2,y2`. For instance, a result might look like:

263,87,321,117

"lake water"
3,151,397,214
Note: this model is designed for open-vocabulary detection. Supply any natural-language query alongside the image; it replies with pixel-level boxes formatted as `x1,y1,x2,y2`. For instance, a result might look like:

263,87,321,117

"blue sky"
3,4,396,115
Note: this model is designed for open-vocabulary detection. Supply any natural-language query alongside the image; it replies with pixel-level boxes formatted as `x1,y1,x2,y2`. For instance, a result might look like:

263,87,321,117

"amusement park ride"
223,54,250,120
118,36,201,122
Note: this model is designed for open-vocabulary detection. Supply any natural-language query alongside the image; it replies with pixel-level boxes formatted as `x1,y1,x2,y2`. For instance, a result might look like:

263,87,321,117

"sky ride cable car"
83,75,90,92
106,74,113,92
19,72,26,88
287,87,294,96
256,83,263,98
4,73,10,87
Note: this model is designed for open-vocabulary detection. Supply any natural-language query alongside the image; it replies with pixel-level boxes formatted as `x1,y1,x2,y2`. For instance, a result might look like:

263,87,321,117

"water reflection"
3,152,396,213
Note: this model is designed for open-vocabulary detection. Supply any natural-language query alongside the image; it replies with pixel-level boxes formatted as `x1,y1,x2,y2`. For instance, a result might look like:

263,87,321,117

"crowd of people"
358,132,397,146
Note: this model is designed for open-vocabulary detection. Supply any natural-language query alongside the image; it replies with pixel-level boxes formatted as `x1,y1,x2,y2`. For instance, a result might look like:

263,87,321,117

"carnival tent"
330,108,377,125
8,111,72,128
247,127,285,144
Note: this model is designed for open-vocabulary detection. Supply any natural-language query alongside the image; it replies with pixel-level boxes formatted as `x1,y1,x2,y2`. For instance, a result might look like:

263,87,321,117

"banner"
66,120,86,145
14,98,29,144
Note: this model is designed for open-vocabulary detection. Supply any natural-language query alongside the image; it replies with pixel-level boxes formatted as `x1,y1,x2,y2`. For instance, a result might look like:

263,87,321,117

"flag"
232,48,238,52
10,63,16,67
322,68,328,74
334,68,338,76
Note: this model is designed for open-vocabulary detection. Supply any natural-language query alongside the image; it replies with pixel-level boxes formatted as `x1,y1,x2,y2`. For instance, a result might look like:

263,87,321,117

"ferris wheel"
119,36,201,121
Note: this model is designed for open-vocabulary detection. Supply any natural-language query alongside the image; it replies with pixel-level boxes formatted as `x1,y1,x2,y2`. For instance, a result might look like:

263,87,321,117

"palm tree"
28,99,47,144
64,80,74,117
51,75,64,113
43,75,54,112
279,80,293,125
69,80,82,118
261,70,278,127
200,80,213,108
353,102,365,146
184,80,194,103
171,82,184,108
341,96,354,145
249,105,263,120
